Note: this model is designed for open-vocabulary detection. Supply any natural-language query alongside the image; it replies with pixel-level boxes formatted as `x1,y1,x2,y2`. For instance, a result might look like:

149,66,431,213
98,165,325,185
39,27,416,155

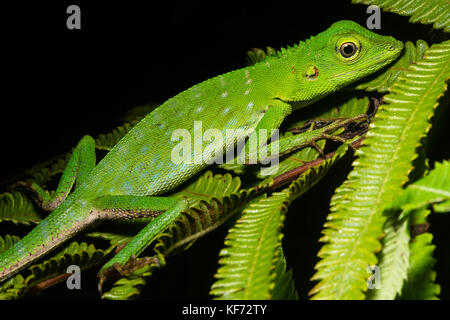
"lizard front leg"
237,113,368,165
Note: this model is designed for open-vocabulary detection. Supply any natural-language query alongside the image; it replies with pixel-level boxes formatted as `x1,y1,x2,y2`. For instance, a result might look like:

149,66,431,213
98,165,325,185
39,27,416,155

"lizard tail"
0,197,95,283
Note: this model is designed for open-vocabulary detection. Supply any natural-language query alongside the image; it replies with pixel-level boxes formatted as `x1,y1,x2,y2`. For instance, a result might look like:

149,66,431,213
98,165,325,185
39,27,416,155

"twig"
267,137,365,192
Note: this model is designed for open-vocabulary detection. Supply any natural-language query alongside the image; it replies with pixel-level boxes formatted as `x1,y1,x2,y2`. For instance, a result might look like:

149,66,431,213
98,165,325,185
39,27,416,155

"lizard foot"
97,255,161,296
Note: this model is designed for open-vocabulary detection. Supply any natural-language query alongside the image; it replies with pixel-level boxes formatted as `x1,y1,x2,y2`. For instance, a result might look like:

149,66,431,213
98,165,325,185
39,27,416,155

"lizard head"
283,20,403,106
321,20,404,83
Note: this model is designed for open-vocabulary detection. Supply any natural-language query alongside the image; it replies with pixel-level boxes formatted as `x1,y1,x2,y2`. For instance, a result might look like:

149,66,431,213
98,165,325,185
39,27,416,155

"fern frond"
310,40,450,299
21,153,72,187
119,104,158,123
356,40,429,92
0,191,43,225
0,234,20,254
352,0,450,32
245,47,277,66
95,104,158,150
366,216,410,300
389,160,450,213
256,137,324,178
385,159,448,299
210,191,290,299
171,170,241,203
400,207,440,299
95,122,135,151
433,199,450,213
400,232,440,299
101,259,155,300
0,275,28,300
87,228,142,247
271,248,299,300
0,241,113,299
29,242,112,282
211,144,348,299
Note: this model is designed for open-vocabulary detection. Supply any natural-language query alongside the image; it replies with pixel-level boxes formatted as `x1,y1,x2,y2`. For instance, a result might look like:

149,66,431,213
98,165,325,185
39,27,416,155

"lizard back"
82,63,276,197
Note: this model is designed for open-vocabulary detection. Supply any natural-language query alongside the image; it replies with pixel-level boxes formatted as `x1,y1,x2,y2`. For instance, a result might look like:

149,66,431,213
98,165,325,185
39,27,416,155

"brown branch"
267,137,365,192
27,272,71,294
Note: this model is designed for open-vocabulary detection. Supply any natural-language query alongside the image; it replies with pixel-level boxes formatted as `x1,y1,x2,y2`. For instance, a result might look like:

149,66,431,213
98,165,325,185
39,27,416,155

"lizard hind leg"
92,195,182,220
13,135,97,211
92,195,188,293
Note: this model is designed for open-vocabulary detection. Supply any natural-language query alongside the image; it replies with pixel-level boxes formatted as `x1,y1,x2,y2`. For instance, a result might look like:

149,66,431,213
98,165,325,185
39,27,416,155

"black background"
0,1,448,300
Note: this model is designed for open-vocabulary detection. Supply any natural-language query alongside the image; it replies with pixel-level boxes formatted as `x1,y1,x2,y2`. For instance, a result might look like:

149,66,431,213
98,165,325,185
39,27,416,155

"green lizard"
0,20,403,284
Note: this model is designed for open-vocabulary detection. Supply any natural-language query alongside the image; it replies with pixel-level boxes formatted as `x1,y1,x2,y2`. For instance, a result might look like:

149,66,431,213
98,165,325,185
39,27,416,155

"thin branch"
268,137,365,192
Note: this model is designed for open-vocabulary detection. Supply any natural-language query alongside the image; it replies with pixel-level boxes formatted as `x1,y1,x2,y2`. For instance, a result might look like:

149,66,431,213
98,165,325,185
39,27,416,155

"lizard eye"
339,42,358,58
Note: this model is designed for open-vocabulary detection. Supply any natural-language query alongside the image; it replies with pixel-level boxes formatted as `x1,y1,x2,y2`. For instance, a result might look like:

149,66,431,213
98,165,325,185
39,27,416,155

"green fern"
356,40,429,93
211,142,351,299
210,192,289,299
271,248,299,300
0,241,114,299
352,0,450,32
366,216,410,300
0,191,43,225
310,40,450,299
366,158,449,300
0,235,20,254
257,139,324,178
21,153,72,187
400,232,440,299
400,208,440,299
245,47,277,66
95,122,135,151
389,160,450,213
96,104,159,151
373,161,450,299
101,258,156,300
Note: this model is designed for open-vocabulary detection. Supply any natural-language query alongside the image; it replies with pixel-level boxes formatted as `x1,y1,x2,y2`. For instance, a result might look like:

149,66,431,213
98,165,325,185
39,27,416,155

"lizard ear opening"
305,65,319,80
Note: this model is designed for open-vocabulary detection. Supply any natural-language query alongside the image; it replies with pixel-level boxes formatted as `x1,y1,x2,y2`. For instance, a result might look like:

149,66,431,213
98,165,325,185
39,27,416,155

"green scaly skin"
0,21,403,284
